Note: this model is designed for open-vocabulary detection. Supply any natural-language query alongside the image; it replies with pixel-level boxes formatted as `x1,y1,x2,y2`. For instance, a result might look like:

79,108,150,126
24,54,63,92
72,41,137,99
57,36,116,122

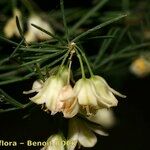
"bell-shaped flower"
87,108,116,129
25,15,54,43
74,78,99,115
41,134,65,150
74,76,125,115
67,117,107,150
4,8,22,38
30,76,65,114
57,85,79,118
90,75,126,108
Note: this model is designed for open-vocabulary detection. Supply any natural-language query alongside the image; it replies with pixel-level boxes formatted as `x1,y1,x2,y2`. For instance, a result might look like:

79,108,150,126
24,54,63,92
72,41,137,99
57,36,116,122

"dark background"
0,0,150,150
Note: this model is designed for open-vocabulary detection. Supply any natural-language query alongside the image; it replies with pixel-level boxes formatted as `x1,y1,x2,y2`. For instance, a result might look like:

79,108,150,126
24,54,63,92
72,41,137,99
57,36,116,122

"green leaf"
0,89,24,108
72,14,127,42
70,0,108,34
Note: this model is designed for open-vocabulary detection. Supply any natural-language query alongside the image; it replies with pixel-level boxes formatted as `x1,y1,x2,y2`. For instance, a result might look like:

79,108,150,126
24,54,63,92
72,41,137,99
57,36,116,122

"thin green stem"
60,51,70,68
0,35,20,46
0,72,34,85
35,63,45,82
9,39,24,58
0,89,24,108
76,46,93,76
72,14,127,42
70,0,108,34
60,0,69,42
76,50,85,78
94,28,119,65
31,24,64,44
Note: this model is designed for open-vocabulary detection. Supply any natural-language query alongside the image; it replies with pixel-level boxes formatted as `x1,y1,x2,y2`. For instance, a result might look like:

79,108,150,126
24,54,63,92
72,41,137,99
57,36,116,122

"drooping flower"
67,117,108,150
57,85,79,118
73,78,98,115
74,76,125,115
87,108,116,129
30,76,65,114
130,56,150,77
90,75,126,108
41,134,65,150
3,8,22,38
24,66,79,117
25,15,54,43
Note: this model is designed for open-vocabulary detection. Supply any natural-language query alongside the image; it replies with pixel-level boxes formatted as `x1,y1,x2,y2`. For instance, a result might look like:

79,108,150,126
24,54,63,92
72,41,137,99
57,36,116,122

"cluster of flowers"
24,65,126,150
3,8,54,43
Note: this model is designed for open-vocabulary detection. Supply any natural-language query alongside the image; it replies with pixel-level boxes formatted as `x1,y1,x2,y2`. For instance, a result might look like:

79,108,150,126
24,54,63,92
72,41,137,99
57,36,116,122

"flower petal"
89,123,108,136
87,108,116,128
78,121,97,147
67,118,79,150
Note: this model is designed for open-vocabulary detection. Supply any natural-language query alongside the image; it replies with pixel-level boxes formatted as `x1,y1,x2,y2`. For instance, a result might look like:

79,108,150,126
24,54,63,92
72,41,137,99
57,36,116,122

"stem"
35,63,45,82
60,0,69,43
72,14,127,42
57,51,70,75
67,51,74,84
0,89,24,108
67,60,72,84
76,50,85,78
70,0,108,34
76,46,93,76
60,51,70,68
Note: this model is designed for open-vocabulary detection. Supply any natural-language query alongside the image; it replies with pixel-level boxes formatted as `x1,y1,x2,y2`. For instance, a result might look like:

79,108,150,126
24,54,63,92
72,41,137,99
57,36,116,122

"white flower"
41,134,65,150
3,8,22,38
91,75,126,108
74,76,126,115
57,85,79,118
74,78,99,115
130,56,150,77
30,76,65,114
67,117,107,150
25,15,54,43
87,108,116,128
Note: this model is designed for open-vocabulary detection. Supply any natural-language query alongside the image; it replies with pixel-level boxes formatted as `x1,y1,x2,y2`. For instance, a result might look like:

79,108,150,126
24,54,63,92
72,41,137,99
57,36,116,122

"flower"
3,8,22,38
74,78,99,115
57,85,79,118
29,76,65,114
41,134,65,150
90,75,126,108
24,66,79,117
87,108,116,129
67,117,108,150
25,15,54,43
130,56,150,77
74,77,125,115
